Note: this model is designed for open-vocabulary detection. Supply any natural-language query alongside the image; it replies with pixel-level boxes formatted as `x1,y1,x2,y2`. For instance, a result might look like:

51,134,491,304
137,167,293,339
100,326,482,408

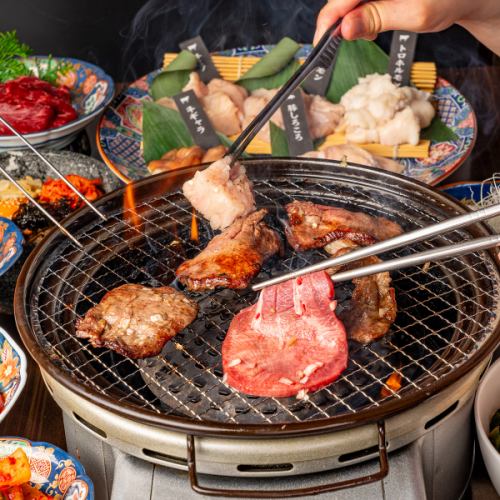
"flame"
380,372,402,398
124,181,141,230
190,209,199,242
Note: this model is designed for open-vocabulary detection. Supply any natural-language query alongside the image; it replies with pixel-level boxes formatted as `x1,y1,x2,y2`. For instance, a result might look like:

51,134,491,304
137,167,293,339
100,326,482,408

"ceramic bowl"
0,437,94,499
474,357,500,495
0,217,24,276
440,181,492,203
0,326,27,423
0,56,114,152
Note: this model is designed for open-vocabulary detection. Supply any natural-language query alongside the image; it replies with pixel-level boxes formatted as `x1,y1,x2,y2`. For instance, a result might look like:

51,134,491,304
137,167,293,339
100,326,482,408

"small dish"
0,326,28,423
0,56,114,152
0,217,24,276
0,437,94,499
474,357,500,495
440,180,492,204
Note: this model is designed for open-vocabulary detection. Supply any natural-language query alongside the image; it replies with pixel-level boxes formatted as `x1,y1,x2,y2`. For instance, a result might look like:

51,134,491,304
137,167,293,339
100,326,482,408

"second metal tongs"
227,19,343,162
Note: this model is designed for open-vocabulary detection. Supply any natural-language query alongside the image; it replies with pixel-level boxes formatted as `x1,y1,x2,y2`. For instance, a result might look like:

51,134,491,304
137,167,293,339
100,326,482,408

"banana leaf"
237,37,301,92
270,122,289,156
150,50,198,100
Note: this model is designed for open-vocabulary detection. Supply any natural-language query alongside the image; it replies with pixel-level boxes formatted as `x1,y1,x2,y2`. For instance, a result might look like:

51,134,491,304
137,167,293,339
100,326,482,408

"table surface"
1,66,499,499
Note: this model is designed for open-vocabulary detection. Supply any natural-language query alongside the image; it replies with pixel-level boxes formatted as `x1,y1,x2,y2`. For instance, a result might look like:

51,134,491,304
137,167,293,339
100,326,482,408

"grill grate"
24,162,500,427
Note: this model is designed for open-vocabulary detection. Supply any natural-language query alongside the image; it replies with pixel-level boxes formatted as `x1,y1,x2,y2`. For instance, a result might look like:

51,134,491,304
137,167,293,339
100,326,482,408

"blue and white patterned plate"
0,438,94,499
0,56,115,152
0,217,23,277
0,326,27,423
98,44,476,185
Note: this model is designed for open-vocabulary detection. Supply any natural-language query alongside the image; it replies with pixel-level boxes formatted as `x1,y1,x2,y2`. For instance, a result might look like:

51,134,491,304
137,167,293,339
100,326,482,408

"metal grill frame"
14,158,500,438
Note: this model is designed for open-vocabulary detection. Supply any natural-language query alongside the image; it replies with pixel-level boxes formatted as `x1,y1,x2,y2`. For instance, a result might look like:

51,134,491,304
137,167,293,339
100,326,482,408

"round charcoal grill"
15,159,500,495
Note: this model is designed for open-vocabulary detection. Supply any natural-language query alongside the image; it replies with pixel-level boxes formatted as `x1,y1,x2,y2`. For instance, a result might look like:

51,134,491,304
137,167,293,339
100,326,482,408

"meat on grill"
76,284,198,359
182,157,255,230
176,209,281,291
222,271,348,397
326,240,397,344
285,200,403,251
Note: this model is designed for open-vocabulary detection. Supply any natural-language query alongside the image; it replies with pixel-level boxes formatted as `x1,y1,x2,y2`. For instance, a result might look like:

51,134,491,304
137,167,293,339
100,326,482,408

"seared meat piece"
182,157,255,230
223,271,348,398
285,200,402,251
76,284,198,359
325,240,397,344
176,209,281,291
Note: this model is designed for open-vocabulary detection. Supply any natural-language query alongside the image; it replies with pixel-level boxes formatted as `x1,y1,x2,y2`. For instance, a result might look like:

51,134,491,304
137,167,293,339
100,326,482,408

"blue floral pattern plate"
0,438,94,499
0,217,23,277
0,57,115,152
97,44,476,185
0,326,27,423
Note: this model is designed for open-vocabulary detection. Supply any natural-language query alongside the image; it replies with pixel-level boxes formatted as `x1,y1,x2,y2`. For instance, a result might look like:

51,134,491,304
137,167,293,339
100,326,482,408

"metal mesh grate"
25,162,500,426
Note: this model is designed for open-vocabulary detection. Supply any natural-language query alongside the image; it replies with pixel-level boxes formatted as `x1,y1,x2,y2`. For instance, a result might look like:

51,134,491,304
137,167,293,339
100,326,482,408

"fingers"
314,0,363,45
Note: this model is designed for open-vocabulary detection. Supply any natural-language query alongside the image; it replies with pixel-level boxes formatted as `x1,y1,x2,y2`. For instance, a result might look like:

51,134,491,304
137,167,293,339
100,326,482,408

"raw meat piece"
307,95,344,139
182,157,255,230
177,209,281,291
203,91,242,135
223,271,348,397
76,284,198,359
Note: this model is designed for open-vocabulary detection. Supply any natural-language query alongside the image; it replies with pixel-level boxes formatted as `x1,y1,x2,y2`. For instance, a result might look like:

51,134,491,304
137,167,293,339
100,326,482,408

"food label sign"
179,36,220,83
302,64,335,96
173,90,220,149
388,31,418,86
281,90,313,156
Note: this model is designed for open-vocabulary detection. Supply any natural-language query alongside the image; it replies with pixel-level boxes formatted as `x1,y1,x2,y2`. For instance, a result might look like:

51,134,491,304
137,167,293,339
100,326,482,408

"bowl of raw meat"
0,32,114,151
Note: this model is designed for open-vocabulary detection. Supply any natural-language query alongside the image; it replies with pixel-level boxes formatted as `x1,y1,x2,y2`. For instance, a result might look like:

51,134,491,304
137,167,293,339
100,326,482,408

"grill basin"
15,159,500,436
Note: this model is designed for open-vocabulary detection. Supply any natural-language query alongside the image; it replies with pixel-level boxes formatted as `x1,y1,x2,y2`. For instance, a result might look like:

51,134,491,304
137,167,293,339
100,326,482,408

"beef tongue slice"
222,271,348,398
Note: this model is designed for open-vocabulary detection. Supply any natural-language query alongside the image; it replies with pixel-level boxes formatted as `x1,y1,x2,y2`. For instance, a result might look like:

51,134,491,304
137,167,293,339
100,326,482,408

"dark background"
1,0,498,182
0,0,496,81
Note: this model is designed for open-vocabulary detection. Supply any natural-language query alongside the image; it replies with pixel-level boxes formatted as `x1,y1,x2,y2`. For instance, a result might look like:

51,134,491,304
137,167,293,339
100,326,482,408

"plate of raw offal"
0,31,114,151
97,38,475,185
76,157,403,401
0,151,120,313
0,438,94,499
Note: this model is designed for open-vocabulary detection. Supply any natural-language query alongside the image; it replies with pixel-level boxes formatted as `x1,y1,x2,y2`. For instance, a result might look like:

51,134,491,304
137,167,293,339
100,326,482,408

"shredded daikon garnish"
469,175,500,233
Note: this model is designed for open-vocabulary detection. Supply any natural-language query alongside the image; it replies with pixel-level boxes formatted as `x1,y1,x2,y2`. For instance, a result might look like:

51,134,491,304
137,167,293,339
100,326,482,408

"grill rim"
14,158,500,438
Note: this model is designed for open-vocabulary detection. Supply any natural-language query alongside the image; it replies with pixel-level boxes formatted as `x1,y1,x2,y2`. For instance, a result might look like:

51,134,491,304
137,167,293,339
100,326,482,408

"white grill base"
64,394,474,499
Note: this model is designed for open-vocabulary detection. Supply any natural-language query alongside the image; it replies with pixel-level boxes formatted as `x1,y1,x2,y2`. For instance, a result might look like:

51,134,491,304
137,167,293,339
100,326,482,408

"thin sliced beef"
76,284,198,359
176,209,281,291
325,240,397,344
222,271,348,397
285,200,402,251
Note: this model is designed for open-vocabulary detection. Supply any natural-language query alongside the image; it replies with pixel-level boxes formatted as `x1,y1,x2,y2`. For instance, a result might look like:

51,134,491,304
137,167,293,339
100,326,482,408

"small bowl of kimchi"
0,56,114,152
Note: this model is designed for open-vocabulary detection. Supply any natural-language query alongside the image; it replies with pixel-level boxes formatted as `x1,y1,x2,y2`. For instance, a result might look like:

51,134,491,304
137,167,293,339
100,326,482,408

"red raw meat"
222,271,348,397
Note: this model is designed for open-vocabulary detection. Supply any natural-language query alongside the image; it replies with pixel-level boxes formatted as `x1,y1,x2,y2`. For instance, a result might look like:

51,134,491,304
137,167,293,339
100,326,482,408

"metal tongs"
0,116,107,248
227,19,343,163
253,203,500,291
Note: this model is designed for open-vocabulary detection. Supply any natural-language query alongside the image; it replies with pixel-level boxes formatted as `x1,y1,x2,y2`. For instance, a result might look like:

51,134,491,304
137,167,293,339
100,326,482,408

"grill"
16,158,500,436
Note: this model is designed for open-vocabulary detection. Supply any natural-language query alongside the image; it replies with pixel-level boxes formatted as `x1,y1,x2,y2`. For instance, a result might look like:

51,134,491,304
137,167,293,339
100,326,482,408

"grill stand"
63,393,474,499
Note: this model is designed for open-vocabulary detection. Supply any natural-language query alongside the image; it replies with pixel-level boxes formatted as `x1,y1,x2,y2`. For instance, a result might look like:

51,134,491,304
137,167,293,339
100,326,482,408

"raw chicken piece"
183,72,208,99
182,157,255,230
338,73,435,146
242,88,283,142
201,145,227,163
203,91,242,136
378,108,420,146
207,79,248,110
307,95,344,139
222,271,348,397
302,145,404,174
148,146,204,174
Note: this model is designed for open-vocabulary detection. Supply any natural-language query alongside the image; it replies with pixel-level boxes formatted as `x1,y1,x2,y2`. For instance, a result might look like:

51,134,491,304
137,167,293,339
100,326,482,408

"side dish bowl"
0,217,24,276
0,56,114,152
0,326,27,423
0,437,94,499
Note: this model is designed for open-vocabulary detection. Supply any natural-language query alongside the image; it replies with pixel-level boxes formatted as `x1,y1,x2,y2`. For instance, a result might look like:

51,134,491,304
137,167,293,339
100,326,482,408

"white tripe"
337,73,435,146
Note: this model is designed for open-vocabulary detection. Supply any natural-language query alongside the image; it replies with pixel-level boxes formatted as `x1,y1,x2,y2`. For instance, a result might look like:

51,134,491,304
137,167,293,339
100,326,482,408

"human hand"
314,0,500,55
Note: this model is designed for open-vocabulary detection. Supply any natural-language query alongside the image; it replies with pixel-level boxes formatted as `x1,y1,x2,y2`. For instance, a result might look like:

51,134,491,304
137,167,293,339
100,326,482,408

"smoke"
120,0,324,81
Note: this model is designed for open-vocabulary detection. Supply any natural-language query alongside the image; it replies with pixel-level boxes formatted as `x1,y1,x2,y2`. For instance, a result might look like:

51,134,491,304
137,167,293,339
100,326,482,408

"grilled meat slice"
176,209,281,291
285,200,402,251
223,271,348,398
76,284,198,359
326,239,397,344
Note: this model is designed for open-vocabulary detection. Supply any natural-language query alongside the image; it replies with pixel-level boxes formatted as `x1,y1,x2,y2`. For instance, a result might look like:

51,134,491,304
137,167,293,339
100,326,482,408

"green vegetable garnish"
0,31,73,84
0,30,32,82
489,410,500,452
